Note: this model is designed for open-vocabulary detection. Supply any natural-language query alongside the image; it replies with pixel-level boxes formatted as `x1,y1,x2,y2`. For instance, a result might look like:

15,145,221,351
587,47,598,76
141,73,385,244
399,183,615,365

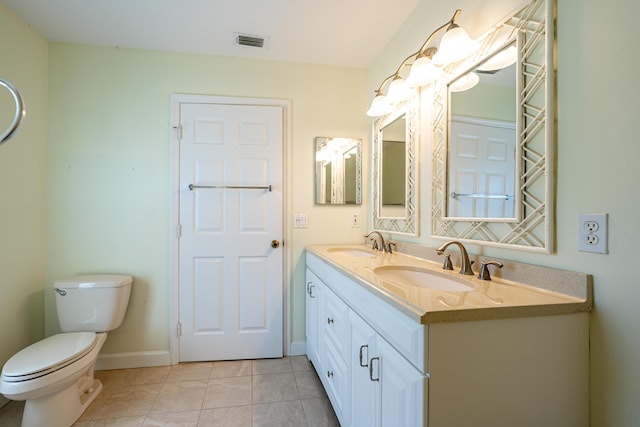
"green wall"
0,3,47,371
45,44,369,354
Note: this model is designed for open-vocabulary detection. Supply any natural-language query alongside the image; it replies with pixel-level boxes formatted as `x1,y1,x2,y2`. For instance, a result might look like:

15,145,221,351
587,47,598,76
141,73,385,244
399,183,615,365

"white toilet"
0,274,132,427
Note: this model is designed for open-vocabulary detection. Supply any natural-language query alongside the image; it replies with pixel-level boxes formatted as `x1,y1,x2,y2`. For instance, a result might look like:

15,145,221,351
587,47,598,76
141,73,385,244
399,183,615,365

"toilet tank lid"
54,274,133,289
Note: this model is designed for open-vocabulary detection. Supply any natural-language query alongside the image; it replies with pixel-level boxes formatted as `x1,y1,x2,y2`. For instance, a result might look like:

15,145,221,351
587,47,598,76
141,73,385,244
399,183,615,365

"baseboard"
289,340,306,356
95,345,305,370
95,350,171,371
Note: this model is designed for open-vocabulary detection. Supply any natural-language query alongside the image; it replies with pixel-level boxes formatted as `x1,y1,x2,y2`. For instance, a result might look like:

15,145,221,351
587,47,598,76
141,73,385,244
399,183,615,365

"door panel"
448,117,515,218
179,102,283,361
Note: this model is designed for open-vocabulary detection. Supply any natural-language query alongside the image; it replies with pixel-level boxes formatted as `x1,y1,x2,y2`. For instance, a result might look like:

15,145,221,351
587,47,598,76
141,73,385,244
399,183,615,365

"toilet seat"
1,332,97,382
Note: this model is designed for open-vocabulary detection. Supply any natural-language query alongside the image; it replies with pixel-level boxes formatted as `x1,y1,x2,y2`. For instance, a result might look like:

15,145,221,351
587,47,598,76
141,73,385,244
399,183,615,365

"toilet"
0,274,132,427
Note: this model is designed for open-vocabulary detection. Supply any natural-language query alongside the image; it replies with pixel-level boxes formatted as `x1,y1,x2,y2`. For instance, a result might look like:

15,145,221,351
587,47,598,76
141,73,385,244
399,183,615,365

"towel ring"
0,78,26,146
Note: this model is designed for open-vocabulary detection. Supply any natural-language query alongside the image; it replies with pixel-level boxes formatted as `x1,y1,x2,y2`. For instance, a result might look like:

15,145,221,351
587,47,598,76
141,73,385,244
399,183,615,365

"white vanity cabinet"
306,249,590,427
306,253,427,427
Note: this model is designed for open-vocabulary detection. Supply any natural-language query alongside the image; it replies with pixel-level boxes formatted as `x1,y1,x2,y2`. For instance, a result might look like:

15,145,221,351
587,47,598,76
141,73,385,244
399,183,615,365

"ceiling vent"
234,33,268,49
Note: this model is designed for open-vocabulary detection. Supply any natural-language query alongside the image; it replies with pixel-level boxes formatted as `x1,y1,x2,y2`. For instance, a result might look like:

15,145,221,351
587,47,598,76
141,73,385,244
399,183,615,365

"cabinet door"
350,312,380,427
305,269,323,367
376,337,426,427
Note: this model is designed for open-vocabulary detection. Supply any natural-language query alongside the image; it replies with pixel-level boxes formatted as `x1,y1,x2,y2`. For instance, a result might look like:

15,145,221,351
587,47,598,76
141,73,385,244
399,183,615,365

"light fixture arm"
371,9,462,96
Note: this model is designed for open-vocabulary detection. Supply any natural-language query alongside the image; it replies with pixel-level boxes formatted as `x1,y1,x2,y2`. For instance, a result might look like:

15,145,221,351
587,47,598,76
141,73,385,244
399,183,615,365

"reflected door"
448,118,516,218
178,102,284,361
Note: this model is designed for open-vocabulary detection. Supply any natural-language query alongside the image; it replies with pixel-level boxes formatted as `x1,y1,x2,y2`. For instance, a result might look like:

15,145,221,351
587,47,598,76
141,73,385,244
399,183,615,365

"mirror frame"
372,95,419,236
432,0,555,252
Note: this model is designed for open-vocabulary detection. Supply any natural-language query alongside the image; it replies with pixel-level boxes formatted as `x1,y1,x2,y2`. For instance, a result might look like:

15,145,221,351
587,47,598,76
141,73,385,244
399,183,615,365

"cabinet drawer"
324,286,350,363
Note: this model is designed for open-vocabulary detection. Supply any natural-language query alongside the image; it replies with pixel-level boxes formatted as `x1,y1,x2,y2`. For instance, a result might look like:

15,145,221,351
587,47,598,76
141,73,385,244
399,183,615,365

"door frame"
169,94,291,364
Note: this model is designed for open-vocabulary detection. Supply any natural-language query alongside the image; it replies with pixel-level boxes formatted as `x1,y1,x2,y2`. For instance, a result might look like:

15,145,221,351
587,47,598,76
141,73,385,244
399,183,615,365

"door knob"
271,239,280,249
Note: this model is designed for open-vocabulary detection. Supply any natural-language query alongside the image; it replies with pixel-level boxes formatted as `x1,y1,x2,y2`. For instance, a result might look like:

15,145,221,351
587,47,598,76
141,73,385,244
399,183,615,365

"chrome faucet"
364,231,387,253
436,241,474,275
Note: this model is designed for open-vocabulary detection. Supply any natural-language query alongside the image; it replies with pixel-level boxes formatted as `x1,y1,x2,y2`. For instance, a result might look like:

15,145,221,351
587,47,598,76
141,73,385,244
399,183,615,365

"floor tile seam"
208,373,254,381
252,397,307,406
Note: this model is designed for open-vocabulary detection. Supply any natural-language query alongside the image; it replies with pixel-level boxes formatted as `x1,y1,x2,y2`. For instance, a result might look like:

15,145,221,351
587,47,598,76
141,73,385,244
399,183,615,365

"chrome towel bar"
451,192,512,200
189,184,272,192
0,78,26,145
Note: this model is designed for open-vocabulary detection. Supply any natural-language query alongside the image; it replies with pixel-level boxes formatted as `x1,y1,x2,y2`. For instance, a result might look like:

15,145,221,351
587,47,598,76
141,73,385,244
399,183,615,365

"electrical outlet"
351,213,360,228
577,213,608,254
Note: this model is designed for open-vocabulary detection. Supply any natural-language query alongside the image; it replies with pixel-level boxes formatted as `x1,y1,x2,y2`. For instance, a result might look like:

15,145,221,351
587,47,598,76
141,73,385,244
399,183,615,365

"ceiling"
2,0,421,68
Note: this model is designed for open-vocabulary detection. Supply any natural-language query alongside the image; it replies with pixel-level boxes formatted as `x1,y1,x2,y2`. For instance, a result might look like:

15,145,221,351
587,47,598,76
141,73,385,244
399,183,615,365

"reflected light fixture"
367,9,478,117
477,45,517,71
449,71,479,92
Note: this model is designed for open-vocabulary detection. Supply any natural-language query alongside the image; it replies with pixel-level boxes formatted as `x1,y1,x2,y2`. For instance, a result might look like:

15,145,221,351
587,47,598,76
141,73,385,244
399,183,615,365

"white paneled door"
178,101,284,361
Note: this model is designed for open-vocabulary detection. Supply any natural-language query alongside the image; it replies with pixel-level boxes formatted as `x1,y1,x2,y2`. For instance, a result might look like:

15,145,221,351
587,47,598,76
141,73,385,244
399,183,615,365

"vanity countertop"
306,244,593,324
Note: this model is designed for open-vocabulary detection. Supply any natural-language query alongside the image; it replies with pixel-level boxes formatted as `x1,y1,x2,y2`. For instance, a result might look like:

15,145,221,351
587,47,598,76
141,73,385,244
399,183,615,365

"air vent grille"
236,34,265,48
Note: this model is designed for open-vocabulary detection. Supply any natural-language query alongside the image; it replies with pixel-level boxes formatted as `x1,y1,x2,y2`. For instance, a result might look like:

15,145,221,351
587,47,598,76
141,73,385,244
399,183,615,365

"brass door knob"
271,240,280,249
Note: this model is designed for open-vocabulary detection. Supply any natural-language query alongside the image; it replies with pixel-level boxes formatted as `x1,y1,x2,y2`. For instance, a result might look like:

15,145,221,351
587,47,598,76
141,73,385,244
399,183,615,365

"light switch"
294,213,308,229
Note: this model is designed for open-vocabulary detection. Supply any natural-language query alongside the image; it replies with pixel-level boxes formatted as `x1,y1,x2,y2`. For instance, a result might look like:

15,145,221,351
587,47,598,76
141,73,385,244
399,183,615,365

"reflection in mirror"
372,96,418,236
432,0,554,252
314,137,362,205
447,43,517,220
381,115,406,214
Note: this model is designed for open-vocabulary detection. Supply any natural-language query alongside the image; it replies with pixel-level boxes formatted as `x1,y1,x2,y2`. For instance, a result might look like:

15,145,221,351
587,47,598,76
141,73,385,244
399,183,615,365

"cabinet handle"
306,282,315,298
359,345,369,367
327,370,334,378
369,357,380,382
327,318,334,324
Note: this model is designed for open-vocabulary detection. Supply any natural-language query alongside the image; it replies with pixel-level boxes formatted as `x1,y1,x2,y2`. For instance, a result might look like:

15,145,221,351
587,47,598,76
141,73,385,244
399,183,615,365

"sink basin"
327,247,376,257
374,266,474,292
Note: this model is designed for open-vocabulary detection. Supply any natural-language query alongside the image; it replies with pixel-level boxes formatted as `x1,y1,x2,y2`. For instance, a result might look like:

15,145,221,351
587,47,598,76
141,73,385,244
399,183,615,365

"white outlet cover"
577,213,608,254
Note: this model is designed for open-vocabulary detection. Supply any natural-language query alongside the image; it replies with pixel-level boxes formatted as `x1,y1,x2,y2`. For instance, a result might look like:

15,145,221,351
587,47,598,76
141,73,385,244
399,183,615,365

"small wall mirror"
381,115,406,213
314,137,362,205
447,42,518,220
432,0,554,252
372,96,418,235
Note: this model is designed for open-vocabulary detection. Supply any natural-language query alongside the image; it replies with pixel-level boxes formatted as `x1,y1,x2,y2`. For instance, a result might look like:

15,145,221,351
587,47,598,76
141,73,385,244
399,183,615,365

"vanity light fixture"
405,47,443,88
431,23,480,65
366,9,479,117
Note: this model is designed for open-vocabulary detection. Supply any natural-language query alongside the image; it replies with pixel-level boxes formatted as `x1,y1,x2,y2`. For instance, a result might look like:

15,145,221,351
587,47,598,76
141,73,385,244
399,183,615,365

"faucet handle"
386,241,397,254
437,250,454,270
369,239,379,251
478,261,504,281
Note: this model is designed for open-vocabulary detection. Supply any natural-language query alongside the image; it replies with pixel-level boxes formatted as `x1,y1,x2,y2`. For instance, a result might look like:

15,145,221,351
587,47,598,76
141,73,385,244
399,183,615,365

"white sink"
374,266,474,292
327,247,376,257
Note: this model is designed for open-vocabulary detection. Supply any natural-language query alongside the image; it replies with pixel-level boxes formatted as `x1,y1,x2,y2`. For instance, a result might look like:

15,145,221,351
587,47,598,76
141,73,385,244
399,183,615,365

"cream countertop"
306,244,593,323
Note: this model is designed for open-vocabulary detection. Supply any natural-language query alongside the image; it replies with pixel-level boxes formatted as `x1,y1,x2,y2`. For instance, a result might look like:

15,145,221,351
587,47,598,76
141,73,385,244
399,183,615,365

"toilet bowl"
0,274,132,427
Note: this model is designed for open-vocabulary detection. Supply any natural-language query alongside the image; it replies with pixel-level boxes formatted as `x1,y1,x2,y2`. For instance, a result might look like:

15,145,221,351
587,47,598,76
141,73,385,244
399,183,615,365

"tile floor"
0,356,340,427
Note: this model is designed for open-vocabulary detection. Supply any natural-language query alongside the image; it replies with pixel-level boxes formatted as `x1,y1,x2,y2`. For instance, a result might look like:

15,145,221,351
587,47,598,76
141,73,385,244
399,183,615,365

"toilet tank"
54,274,133,333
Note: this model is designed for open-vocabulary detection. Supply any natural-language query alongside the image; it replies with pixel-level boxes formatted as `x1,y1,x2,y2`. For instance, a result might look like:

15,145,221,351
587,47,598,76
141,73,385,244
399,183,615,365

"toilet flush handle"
55,288,67,296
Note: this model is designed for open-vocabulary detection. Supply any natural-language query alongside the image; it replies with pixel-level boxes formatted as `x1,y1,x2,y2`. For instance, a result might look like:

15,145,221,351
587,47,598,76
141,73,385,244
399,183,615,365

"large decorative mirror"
372,95,418,235
315,137,362,205
432,0,554,252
